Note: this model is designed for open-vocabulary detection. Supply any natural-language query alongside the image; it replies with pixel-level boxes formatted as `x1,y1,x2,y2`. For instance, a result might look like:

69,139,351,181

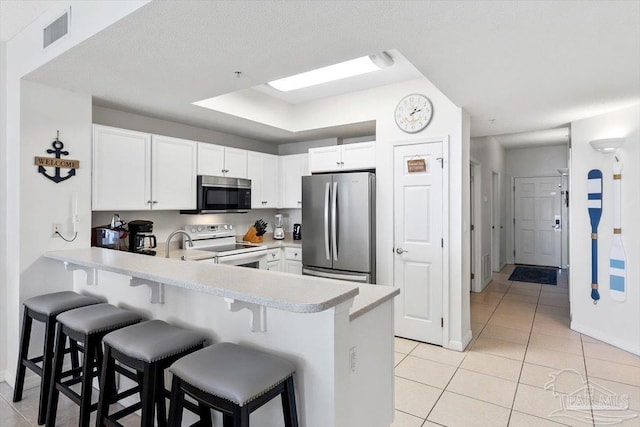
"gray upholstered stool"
96,320,207,427
168,342,298,427
13,291,99,425
45,303,142,427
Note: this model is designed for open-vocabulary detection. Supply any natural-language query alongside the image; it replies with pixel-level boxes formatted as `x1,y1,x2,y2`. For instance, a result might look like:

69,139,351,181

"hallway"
393,265,639,426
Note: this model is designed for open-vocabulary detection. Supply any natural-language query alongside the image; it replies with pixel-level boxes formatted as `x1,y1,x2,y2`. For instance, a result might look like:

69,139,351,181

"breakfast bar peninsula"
45,247,398,427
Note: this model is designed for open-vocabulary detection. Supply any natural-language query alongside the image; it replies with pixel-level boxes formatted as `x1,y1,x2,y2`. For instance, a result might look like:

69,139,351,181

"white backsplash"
92,209,301,242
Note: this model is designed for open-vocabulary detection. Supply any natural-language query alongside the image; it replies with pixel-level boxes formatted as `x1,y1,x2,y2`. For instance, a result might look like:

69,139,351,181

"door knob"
396,248,408,254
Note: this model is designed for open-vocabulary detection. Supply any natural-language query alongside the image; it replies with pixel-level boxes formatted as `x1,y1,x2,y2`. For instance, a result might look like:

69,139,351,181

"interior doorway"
470,161,483,292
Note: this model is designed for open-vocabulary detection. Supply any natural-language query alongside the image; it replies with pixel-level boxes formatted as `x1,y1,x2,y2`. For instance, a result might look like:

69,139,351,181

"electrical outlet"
52,223,62,237
349,347,357,373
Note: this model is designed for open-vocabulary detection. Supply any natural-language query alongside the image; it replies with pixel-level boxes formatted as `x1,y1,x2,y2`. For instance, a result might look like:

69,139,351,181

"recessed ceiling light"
268,52,393,92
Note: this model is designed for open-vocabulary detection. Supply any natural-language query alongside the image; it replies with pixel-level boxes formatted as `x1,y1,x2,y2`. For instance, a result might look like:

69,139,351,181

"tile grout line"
580,334,597,427
506,279,541,427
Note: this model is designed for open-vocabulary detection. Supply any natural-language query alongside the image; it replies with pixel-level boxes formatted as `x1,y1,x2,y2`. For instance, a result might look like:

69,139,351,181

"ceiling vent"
43,9,69,49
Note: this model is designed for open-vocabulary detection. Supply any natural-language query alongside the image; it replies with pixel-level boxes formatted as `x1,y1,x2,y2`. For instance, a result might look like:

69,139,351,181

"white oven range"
183,223,267,269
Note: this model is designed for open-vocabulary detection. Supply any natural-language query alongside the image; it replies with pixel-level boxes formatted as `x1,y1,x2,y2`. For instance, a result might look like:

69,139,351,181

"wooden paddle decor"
610,157,626,301
588,169,603,304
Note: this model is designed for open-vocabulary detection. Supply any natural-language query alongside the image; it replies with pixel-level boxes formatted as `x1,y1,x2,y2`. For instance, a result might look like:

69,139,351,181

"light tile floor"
392,265,640,427
1,266,638,426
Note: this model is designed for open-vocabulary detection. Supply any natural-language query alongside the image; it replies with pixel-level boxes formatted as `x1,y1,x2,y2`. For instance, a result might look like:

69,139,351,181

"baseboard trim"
571,321,640,356
447,329,472,352
0,370,6,383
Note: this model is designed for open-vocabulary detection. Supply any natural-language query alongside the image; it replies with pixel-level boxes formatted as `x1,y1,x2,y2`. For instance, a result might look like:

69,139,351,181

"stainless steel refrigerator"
302,172,375,283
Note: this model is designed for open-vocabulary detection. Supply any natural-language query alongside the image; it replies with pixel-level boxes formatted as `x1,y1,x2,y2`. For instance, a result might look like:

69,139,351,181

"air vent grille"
43,11,69,48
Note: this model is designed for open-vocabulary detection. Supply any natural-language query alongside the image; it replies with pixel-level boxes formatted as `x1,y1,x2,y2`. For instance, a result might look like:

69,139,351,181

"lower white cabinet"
266,248,282,272
284,247,303,275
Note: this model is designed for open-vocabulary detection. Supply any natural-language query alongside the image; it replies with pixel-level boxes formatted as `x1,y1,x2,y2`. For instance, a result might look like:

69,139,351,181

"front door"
514,177,562,267
393,142,444,345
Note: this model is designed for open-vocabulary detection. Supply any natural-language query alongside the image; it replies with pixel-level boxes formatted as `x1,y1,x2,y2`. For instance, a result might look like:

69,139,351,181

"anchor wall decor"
34,131,80,183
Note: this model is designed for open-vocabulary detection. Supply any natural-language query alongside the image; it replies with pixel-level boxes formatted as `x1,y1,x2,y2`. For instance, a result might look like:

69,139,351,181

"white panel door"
515,177,562,266
151,135,197,210
197,143,225,176
92,125,151,211
394,142,443,345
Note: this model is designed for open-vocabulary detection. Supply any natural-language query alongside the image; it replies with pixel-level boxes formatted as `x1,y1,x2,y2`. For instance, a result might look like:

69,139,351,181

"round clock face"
394,94,433,133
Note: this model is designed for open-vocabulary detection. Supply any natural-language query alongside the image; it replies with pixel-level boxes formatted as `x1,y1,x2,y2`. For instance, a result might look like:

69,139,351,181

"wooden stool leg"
13,309,32,403
96,344,115,426
282,376,298,427
198,402,212,427
78,335,96,427
167,376,185,427
155,365,167,427
69,338,80,374
140,362,156,427
239,406,249,427
45,323,66,427
223,413,234,427
37,316,56,425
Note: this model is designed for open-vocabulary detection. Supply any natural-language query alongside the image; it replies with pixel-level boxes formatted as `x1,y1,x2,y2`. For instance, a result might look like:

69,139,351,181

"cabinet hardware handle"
336,161,341,165
147,200,152,204
297,201,302,204
152,201,158,204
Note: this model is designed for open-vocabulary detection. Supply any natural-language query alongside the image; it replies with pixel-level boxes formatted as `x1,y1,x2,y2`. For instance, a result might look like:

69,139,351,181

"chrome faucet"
165,230,193,258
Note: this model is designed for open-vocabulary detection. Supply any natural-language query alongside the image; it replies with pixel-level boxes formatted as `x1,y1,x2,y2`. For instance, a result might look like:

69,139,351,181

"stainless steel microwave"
181,175,251,214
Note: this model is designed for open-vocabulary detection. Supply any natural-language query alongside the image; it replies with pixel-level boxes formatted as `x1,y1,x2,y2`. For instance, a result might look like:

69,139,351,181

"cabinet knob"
152,201,158,204
297,201,302,204
336,161,341,165
147,200,152,204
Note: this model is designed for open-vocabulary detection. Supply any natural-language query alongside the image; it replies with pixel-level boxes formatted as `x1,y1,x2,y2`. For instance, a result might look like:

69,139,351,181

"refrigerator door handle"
303,268,369,283
324,182,331,261
332,181,338,261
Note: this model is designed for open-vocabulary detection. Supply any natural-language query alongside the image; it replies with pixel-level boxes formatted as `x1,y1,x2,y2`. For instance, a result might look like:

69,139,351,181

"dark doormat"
509,266,558,286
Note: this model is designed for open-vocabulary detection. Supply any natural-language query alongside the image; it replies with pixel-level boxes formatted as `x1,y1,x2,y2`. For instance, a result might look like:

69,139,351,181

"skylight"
268,54,391,92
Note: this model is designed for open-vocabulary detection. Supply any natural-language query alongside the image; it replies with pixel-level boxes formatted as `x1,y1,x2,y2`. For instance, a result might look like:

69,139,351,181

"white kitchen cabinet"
248,152,279,208
197,143,248,178
308,141,375,173
279,153,308,208
92,125,197,211
266,248,282,272
284,247,303,275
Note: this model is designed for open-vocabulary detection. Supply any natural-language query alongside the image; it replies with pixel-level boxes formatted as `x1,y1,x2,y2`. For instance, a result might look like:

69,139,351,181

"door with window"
394,142,444,345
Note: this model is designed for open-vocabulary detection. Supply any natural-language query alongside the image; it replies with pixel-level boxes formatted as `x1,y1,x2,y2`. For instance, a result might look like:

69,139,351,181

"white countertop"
46,247,364,314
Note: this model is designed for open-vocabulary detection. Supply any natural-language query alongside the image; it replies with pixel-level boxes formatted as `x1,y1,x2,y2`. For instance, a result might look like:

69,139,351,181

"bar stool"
13,291,100,425
168,342,298,427
46,303,142,427
96,320,207,427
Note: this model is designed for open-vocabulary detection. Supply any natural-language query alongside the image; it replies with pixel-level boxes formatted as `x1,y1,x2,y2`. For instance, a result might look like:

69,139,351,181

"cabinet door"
341,141,376,170
152,135,197,210
261,154,279,208
92,125,151,211
223,147,248,178
267,260,283,272
280,154,308,208
308,145,341,173
284,260,302,275
247,151,264,209
197,143,225,176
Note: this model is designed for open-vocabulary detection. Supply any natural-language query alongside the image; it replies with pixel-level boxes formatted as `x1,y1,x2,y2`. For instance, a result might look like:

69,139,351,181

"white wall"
504,144,568,264
1,0,148,384
19,80,93,378
93,105,278,154
569,104,640,355
470,136,505,290
0,41,7,381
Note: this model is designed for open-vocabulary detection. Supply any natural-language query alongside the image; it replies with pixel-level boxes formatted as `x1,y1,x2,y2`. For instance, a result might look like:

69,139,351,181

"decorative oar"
610,157,626,301
588,169,603,304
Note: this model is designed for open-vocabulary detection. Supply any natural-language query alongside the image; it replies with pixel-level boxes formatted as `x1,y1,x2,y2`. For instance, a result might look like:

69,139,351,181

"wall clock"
394,94,433,133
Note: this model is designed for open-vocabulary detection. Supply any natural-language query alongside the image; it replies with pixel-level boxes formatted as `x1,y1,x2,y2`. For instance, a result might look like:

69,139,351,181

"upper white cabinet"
92,125,197,211
197,143,247,178
247,152,279,208
308,141,375,173
279,153,308,208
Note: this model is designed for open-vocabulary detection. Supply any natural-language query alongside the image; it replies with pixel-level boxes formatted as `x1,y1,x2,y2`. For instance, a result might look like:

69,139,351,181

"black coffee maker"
128,220,157,256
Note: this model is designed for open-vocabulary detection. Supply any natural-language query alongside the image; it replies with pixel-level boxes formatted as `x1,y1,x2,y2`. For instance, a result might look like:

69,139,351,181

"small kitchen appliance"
293,224,302,240
184,224,267,268
180,176,251,214
128,220,157,256
274,214,285,240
